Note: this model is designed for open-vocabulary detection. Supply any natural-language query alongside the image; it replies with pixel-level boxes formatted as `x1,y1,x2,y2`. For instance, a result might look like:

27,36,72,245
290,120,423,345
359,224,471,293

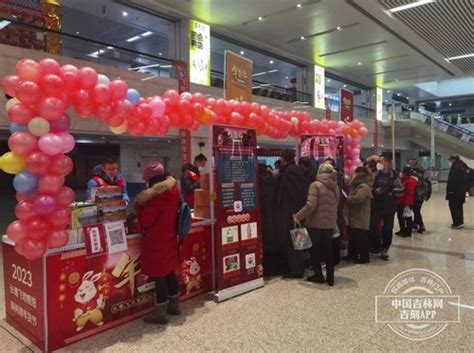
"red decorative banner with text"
340,88,354,123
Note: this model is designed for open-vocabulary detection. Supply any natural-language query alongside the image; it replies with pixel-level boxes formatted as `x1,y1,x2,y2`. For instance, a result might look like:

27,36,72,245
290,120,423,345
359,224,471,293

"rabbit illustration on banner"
73,271,105,332
181,257,201,294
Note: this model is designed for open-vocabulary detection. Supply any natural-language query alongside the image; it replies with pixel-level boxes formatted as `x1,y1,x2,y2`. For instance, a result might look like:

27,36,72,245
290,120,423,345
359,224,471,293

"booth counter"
2,219,213,352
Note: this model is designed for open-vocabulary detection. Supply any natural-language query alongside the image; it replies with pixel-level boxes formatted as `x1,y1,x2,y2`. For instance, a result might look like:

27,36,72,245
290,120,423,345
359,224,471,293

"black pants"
413,200,425,229
397,205,413,236
370,209,396,252
332,237,341,265
448,200,464,226
155,271,178,304
308,228,334,281
349,228,369,261
263,249,281,276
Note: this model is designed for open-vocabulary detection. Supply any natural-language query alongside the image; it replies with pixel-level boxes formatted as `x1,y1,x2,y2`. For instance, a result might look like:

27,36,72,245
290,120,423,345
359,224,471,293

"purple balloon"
49,113,71,132
34,195,57,216
39,133,63,155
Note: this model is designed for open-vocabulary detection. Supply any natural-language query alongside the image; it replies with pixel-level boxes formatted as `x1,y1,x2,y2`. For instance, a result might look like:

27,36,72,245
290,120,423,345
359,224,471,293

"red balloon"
168,112,181,127
251,102,261,114
75,104,95,118
60,67,80,93
38,97,65,121
73,89,91,106
189,120,200,131
22,239,47,260
48,229,68,248
14,81,42,105
192,92,207,106
92,84,111,104
15,200,37,221
16,192,38,202
163,89,180,104
49,154,73,175
26,217,50,240
8,131,38,156
78,67,98,90
56,186,75,207
178,99,192,115
2,75,20,97
214,99,227,115
34,194,58,216
112,99,133,119
95,104,113,121
108,113,125,128
231,112,245,126
15,240,25,256
6,220,28,242
137,103,152,120
206,97,216,109
191,102,204,119
16,59,41,82
60,64,78,75
38,174,64,194
39,74,64,97
109,80,128,101
39,58,61,76
128,121,146,136
8,103,34,125
48,206,71,228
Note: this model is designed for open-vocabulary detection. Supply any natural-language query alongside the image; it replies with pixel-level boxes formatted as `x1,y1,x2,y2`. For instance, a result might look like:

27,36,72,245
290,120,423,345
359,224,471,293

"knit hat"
142,161,164,181
318,162,334,174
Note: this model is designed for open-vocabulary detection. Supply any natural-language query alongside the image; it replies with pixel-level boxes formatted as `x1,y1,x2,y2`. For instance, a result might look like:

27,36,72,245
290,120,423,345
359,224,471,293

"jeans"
413,200,425,229
308,228,334,281
370,209,396,252
154,271,179,304
348,228,369,261
448,200,464,226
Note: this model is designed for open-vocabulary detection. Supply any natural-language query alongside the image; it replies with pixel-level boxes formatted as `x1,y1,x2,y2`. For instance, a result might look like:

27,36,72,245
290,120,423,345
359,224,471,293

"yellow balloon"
290,117,299,125
1,152,25,174
6,98,20,112
110,121,128,135
28,117,51,137
199,108,212,124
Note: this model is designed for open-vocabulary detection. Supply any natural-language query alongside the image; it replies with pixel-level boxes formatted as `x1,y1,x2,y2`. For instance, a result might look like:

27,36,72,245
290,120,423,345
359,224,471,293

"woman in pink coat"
134,162,181,325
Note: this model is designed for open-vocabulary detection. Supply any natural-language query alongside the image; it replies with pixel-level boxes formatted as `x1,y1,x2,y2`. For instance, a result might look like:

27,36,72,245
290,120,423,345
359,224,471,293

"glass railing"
410,112,474,144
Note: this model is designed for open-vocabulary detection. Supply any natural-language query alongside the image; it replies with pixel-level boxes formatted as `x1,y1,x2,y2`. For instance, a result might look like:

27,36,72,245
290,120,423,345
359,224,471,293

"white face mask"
448,162,452,167
376,163,384,171
198,167,204,173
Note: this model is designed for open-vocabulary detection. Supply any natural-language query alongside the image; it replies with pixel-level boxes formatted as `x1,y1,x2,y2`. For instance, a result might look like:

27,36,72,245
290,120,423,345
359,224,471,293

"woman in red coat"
396,167,417,237
134,162,181,325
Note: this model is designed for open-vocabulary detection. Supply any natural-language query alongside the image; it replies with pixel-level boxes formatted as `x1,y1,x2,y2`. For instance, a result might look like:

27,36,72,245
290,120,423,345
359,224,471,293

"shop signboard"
376,87,383,121
224,50,253,102
212,125,264,301
340,88,354,122
189,19,210,86
314,64,325,109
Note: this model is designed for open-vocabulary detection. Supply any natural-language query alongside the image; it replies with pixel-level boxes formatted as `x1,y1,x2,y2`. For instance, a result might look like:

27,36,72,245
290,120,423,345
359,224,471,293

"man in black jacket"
298,157,317,195
274,149,306,278
181,154,207,207
446,155,467,229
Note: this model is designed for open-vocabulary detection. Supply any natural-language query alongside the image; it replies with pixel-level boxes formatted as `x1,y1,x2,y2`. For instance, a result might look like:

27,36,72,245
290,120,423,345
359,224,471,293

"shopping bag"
402,206,414,218
290,227,313,250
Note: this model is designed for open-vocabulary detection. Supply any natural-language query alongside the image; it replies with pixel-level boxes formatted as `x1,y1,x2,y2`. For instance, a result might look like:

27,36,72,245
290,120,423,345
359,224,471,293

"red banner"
340,88,354,123
212,125,264,301
325,98,331,120
174,60,192,164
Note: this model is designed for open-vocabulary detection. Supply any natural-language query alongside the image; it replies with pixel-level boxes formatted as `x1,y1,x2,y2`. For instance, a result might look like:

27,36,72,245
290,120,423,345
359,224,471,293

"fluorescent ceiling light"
88,49,106,58
141,31,153,37
267,69,278,73
126,35,141,42
389,0,434,13
252,69,278,77
446,53,474,60
0,20,11,29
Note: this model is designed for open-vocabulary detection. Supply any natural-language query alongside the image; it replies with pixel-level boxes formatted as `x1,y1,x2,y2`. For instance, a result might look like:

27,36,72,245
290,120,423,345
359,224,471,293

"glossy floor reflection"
0,184,472,352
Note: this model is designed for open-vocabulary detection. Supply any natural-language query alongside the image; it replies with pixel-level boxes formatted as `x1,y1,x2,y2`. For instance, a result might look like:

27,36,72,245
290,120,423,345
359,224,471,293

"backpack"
415,179,428,201
176,197,192,237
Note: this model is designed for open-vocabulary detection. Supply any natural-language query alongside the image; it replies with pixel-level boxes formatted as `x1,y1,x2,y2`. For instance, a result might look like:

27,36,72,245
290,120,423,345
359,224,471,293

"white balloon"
6,98,20,111
180,92,192,100
97,74,111,85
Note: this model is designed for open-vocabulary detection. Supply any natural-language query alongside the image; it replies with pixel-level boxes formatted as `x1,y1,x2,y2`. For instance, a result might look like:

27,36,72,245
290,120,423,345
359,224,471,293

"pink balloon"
14,81,42,105
49,154,73,175
360,127,369,137
6,221,28,243
49,113,71,132
8,131,38,156
34,195,58,216
78,67,98,90
22,239,47,260
92,84,111,104
48,206,71,228
15,200,37,221
39,133,63,155
2,75,20,97
39,58,61,76
16,59,41,82
57,132,75,153
26,151,52,176
38,174,64,194
109,80,128,101
56,186,75,207
48,229,68,248
8,103,34,125
149,98,166,118
38,97,65,121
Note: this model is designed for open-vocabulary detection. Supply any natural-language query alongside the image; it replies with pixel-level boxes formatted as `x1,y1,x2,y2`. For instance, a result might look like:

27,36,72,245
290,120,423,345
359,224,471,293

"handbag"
402,206,414,218
290,227,313,250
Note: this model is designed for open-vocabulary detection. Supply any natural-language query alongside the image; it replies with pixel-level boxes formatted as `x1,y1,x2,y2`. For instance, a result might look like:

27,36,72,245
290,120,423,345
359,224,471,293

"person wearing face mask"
370,155,404,260
86,158,130,204
446,155,468,229
180,154,207,208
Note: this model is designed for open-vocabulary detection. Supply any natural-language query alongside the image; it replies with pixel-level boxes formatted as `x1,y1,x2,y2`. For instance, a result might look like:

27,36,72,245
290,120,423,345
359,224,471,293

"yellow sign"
189,19,210,86
314,64,325,109
376,87,383,121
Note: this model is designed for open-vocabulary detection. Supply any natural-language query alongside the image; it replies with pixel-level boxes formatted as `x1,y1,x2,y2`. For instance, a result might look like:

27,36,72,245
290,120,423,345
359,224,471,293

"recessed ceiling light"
358,62,362,65
286,76,289,79
327,79,331,82
387,90,391,93
122,11,128,17
240,50,245,55
297,3,303,8
389,0,434,13
343,84,347,88
258,16,264,21
158,52,163,56
385,100,388,102
75,31,80,35
397,93,401,96
269,60,274,64
300,36,306,40
141,31,153,37
336,26,342,31
446,53,474,60
449,103,452,106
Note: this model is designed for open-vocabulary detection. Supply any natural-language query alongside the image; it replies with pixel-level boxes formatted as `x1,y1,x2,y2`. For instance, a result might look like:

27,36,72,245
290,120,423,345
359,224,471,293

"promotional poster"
340,88,354,123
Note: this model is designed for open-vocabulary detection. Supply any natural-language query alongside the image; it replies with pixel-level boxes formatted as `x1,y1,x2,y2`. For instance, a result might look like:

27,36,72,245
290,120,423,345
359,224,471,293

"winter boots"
144,296,182,325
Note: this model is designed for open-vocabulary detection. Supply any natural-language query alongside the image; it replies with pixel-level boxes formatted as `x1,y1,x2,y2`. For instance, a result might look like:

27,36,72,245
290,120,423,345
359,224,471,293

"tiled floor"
0,183,473,352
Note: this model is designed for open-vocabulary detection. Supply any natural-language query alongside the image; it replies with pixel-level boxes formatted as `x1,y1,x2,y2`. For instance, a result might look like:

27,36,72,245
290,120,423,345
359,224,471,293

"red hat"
142,161,164,181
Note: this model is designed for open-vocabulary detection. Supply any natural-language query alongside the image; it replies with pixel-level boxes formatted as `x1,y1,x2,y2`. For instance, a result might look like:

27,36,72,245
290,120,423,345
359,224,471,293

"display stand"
2,221,212,352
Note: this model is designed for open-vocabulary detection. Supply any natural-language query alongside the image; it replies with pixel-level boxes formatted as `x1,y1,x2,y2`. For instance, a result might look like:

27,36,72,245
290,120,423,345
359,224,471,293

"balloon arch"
0,58,369,260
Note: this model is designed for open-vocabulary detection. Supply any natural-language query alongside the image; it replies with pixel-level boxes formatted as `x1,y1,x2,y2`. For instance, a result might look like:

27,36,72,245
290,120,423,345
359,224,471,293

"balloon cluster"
1,58,368,260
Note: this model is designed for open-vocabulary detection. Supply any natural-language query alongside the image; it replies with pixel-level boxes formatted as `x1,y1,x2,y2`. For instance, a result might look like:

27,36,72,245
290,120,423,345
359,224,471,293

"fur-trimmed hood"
134,176,176,206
